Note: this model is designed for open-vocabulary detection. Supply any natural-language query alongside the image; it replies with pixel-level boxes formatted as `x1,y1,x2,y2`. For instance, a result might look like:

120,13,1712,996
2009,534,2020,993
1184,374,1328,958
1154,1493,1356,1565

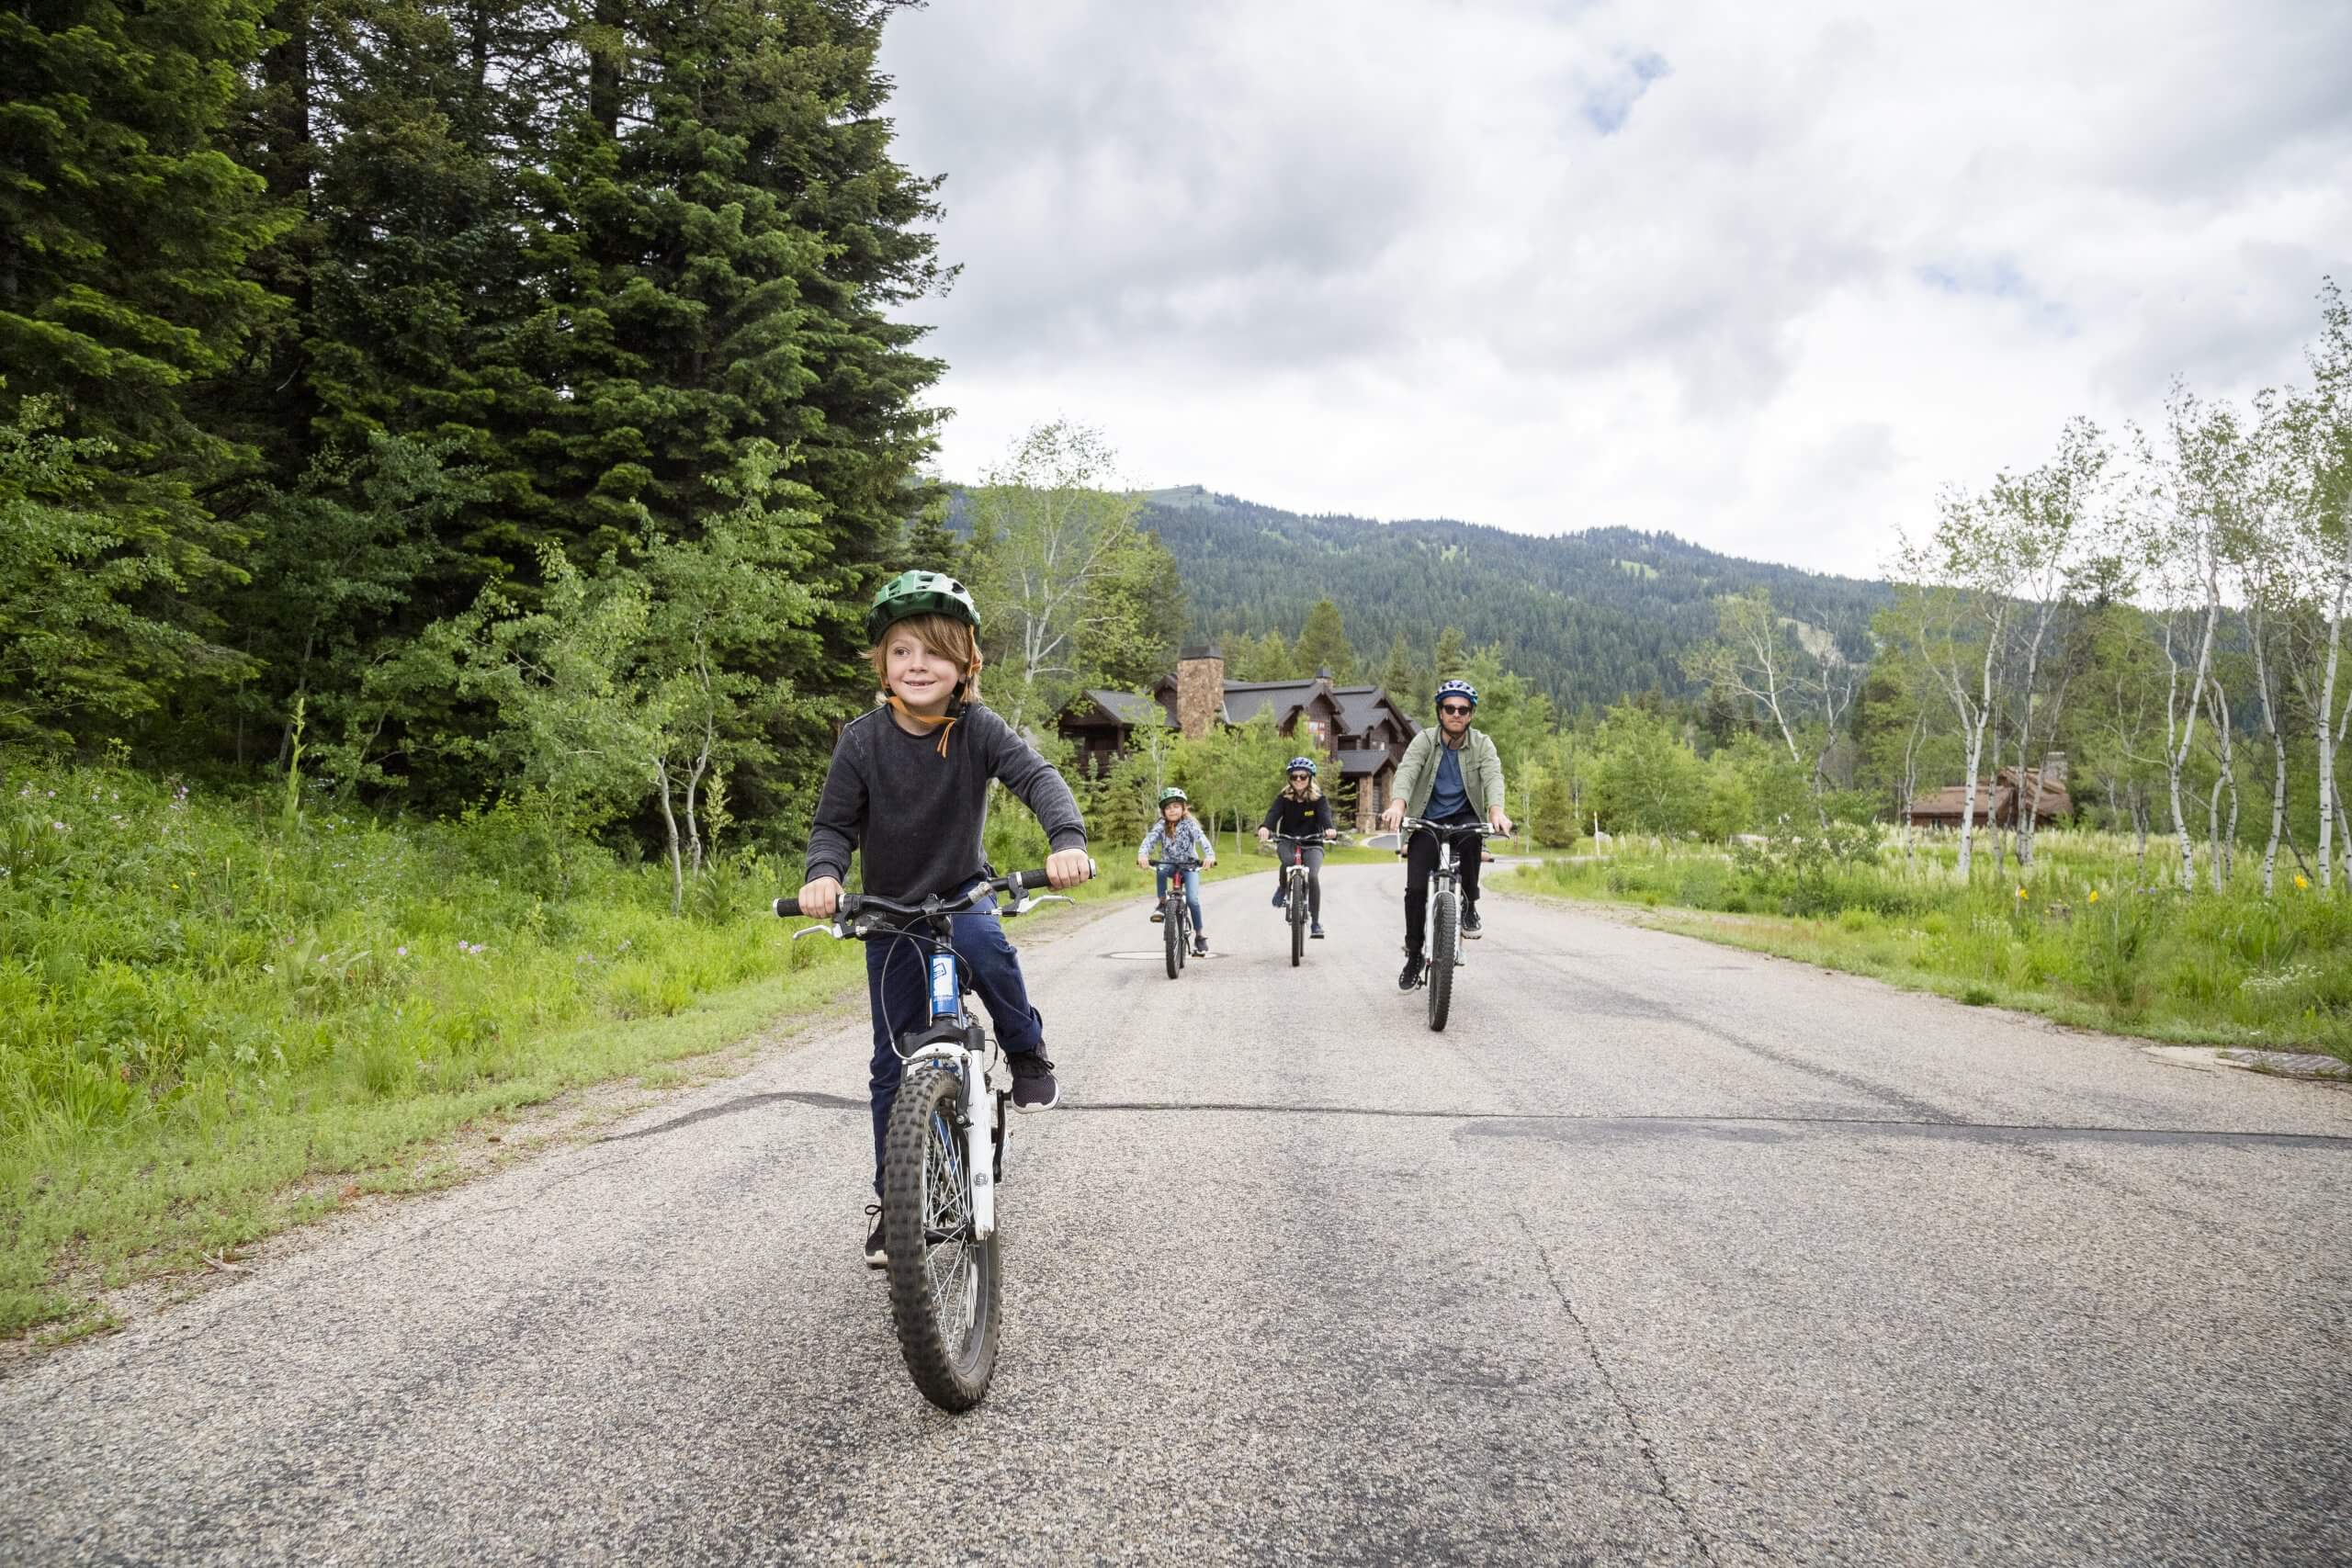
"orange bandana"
887,694,959,757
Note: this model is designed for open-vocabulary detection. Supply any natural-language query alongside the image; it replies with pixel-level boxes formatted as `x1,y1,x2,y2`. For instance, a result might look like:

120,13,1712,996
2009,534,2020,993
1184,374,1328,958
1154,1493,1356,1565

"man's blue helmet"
1287,756,1318,776
1435,679,1478,709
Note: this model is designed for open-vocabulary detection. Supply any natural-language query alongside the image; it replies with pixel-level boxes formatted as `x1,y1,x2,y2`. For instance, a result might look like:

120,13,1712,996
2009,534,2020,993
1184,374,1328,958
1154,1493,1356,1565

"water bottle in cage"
927,952,960,1021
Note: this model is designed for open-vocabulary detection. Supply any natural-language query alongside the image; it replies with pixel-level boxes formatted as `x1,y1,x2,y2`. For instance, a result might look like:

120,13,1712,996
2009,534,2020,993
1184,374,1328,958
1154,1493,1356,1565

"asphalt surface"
6,862,2350,1565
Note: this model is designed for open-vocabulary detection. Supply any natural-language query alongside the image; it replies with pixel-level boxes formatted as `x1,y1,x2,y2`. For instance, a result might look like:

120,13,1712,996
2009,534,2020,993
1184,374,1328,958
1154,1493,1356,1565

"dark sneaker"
1309,921,1325,939
1009,1051,1059,1114
1463,905,1483,938
1149,908,1164,922
1271,886,1287,908
1398,953,1424,990
1193,935,1209,957
864,1203,886,1269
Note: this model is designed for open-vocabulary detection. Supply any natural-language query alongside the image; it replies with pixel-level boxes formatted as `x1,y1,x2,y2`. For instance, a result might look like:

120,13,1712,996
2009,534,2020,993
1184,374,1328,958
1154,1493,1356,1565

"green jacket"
1393,726,1505,820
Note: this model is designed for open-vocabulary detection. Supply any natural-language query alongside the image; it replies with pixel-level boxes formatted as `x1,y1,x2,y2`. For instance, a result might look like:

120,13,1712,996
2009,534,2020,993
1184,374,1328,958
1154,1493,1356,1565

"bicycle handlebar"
1394,818,1511,837
774,863,1071,923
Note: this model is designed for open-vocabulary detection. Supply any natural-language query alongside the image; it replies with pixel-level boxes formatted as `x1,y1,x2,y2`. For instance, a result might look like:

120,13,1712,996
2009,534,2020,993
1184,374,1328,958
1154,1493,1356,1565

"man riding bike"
1258,756,1335,940
1381,679,1512,990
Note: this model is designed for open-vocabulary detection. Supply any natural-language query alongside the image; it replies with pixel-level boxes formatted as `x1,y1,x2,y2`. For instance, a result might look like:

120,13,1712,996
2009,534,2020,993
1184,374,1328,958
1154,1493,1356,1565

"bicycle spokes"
922,1109,976,1339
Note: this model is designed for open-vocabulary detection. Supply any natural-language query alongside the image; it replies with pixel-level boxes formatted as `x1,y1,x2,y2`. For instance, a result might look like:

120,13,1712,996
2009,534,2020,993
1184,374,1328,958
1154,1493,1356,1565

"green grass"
0,762,1210,1341
1506,830,2352,1062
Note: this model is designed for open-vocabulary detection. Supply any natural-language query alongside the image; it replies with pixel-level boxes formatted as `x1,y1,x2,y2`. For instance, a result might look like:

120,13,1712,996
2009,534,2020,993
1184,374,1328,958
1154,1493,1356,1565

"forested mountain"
1132,487,1892,711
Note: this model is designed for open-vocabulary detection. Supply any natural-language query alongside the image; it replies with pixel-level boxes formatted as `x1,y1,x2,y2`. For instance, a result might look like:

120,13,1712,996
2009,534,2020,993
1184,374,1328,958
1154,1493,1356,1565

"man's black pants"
1403,815,1483,954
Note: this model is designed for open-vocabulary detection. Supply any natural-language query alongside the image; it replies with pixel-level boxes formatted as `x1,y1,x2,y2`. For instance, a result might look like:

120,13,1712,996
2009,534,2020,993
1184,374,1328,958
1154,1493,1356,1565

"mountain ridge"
1129,485,1892,710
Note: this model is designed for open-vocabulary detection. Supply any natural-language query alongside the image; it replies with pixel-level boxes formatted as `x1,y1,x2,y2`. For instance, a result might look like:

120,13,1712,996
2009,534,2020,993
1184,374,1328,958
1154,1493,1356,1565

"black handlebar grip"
773,896,800,919
1006,866,1054,890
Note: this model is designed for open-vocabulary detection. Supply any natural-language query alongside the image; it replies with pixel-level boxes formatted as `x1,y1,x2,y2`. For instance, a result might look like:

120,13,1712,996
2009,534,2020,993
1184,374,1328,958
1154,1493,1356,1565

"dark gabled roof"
1334,749,1394,776
1064,690,1172,728
1221,680,1321,727
1331,685,1416,737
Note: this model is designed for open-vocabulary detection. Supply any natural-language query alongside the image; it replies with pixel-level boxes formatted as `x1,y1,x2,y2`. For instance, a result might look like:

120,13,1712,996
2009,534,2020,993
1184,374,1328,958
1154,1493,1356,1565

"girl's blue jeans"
1154,864,1205,933
862,895,1041,1192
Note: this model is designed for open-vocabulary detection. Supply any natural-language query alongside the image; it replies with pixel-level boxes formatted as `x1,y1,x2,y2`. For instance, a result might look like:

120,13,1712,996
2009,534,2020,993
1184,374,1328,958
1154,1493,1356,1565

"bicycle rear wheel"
1289,874,1305,966
882,1066,1001,1411
1426,888,1456,1032
1165,891,1183,978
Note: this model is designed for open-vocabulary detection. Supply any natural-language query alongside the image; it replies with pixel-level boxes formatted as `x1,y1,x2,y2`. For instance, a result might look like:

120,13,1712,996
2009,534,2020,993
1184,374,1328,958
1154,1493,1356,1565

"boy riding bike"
794,570,1091,1267
1381,679,1512,990
1257,756,1334,939
1138,787,1215,957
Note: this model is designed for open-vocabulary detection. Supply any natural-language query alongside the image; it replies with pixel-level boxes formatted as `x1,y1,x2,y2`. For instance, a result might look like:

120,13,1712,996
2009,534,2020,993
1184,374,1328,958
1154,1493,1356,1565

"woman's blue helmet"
1435,679,1478,709
1286,756,1318,776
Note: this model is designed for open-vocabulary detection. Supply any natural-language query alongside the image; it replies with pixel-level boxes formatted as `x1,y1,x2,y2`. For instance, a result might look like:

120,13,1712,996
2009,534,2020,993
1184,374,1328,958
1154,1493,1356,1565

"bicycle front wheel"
1165,893,1183,978
882,1066,1001,1411
1426,890,1456,1032
1289,874,1305,966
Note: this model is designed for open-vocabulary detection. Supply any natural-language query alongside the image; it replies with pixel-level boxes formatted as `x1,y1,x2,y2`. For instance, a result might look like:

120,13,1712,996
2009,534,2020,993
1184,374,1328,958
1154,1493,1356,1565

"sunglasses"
1438,703,1473,716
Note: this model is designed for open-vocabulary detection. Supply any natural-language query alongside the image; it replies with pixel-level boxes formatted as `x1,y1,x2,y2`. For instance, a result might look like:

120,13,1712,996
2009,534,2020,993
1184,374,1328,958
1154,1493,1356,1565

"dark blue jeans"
863,897,1044,1190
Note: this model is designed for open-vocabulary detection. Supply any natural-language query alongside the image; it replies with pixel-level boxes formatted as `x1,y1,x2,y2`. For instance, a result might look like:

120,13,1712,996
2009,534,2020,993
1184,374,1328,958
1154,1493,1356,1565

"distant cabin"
1905,755,2073,829
1056,646,1420,831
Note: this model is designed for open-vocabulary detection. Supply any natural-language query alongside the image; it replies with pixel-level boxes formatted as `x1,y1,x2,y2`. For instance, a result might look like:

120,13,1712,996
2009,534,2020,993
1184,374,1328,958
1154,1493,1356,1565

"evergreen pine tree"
1377,632,1423,703
1,0,291,736
1432,626,1468,682
1294,598,1353,681
898,495,963,577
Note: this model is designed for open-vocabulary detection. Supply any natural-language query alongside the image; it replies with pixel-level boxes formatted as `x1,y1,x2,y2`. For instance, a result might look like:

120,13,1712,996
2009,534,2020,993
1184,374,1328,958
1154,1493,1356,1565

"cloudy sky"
874,0,2352,579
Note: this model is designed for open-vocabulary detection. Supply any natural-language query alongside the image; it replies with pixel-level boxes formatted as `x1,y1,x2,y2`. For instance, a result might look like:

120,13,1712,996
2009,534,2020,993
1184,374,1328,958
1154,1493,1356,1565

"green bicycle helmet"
1158,787,1190,806
866,570,980,646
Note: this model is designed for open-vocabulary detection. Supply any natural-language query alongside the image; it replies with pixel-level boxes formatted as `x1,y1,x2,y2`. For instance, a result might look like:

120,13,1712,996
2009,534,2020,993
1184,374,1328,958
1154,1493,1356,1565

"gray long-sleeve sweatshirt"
803,702,1087,901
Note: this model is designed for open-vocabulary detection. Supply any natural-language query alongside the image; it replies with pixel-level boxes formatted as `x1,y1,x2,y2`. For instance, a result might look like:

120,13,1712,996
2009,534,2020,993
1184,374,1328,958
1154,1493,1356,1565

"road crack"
1512,1209,1723,1565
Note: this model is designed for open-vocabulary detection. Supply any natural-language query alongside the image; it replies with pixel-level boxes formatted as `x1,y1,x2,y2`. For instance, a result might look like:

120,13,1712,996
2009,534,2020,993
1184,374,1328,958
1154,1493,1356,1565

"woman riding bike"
1258,757,1335,940
1138,787,1215,957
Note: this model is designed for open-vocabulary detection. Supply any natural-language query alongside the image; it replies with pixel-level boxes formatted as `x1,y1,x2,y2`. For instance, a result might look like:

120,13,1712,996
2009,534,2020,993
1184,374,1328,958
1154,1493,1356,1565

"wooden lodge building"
1057,646,1420,831
1905,754,2074,829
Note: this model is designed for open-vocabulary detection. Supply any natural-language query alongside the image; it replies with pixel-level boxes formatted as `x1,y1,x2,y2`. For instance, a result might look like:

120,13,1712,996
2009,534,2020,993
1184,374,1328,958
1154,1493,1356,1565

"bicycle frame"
1154,859,1198,974
1398,818,1505,963
778,871,1071,1243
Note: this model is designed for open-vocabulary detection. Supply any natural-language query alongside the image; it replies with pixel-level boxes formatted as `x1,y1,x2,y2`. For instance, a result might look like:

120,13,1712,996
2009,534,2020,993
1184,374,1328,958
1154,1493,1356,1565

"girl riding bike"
1258,757,1334,939
1137,787,1215,957
794,570,1091,1267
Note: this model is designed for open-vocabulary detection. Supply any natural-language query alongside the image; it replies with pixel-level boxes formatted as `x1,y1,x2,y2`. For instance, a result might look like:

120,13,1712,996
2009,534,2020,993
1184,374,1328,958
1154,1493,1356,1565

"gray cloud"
878,0,2352,576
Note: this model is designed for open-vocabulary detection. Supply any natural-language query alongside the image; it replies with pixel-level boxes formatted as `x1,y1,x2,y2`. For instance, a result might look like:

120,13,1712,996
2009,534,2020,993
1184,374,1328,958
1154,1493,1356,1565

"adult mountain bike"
1154,859,1199,979
1272,831,1338,967
1399,818,1509,1032
775,866,1075,1412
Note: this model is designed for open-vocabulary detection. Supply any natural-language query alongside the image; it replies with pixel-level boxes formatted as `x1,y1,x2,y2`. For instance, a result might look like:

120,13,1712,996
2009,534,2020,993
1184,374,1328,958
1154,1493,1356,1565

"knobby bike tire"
1289,874,1305,967
1427,888,1457,1032
1165,891,1183,979
882,1066,1001,1411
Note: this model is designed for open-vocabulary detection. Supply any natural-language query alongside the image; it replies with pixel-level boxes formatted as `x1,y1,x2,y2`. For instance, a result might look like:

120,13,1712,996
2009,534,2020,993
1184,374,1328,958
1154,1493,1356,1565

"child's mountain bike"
1398,818,1510,1032
1272,831,1339,967
775,867,1075,1412
1154,859,1199,979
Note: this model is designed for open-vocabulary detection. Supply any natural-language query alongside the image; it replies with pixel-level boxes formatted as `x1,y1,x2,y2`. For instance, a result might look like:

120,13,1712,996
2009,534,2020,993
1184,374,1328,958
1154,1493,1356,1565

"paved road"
6,863,2350,1565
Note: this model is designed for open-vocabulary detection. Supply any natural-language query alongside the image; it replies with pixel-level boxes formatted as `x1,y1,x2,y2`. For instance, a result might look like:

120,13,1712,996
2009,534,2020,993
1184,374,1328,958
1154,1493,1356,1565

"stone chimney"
1176,645,1225,740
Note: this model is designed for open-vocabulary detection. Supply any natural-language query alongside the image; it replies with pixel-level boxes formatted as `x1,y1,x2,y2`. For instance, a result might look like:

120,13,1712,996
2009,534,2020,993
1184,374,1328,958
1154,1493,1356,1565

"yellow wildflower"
2087,889,2099,904
2015,886,2028,900
2295,874,2310,891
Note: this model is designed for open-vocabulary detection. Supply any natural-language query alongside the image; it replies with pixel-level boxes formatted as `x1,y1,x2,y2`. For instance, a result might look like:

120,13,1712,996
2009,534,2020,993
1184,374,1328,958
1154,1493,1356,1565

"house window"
1306,718,1328,748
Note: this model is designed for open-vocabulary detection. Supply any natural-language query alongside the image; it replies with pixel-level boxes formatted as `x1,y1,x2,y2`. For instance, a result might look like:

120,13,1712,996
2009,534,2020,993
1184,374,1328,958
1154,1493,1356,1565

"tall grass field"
1510,828,2352,1063
0,762,1227,1341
